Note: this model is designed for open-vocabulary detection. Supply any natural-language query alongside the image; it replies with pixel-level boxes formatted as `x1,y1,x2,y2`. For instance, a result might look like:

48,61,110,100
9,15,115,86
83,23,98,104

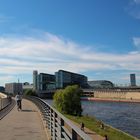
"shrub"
24,89,36,96
53,85,83,116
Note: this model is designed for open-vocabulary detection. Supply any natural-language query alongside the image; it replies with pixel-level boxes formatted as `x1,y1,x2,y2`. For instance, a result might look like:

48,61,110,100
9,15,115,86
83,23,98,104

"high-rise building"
55,70,88,89
33,70,55,91
130,74,136,86
33,70,38,90
38,73,55,90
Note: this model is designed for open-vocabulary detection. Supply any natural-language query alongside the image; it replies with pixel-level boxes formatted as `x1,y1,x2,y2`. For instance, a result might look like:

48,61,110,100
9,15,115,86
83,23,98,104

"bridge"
0,93,104,140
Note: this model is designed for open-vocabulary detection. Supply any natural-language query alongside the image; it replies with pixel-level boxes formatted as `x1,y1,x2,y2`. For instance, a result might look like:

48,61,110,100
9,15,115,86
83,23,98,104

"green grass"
65,115,137,140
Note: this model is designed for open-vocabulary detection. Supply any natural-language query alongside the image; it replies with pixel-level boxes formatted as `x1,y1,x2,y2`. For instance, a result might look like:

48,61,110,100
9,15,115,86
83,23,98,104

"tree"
53,85,83,116
24,89,36,96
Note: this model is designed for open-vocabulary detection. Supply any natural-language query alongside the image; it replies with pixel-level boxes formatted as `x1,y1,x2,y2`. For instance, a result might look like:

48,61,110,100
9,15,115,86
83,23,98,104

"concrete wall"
94,91,140,100
0,93,9,110
125,92,140,100
0,92,7,98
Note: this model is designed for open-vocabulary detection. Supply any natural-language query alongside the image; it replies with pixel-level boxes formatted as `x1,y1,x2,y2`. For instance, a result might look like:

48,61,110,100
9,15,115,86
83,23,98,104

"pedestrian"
104,134,109,140
7,94,12,103
81,122,84,131
100,123,104,129
15,93,22,111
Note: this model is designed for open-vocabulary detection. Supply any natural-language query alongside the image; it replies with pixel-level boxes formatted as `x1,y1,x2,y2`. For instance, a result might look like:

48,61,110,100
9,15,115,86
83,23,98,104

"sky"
0,0,140,86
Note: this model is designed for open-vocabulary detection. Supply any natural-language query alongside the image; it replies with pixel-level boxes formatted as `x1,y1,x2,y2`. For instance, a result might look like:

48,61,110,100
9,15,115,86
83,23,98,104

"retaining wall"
94,91,140,100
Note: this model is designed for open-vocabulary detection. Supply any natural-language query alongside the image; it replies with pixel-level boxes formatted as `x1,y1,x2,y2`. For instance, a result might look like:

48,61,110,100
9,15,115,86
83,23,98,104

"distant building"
130,74,136,87
23,82,30,85
0,86,5,92
88,80,114,89
5,83,23,95
33,70,38,90
55,70,88,89
38,73,55,90
22,82,33,90
33,70,55,91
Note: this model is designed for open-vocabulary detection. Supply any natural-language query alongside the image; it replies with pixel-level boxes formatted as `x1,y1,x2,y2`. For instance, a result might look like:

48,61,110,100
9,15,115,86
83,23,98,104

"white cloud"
0,31,140,85
134,0,140,4
0,14,14,23
133,37,140,48
126,0,140,19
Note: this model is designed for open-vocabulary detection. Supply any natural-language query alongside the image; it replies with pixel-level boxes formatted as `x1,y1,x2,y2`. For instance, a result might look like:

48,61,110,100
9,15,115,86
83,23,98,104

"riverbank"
81,97,140,103
65,115,138,140
45,98,140,139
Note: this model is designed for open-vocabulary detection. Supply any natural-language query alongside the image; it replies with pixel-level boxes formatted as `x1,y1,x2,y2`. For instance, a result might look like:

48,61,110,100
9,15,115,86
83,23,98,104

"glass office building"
33,71,55,91
38,73,55,90
130,74,136,87
55,70,88,89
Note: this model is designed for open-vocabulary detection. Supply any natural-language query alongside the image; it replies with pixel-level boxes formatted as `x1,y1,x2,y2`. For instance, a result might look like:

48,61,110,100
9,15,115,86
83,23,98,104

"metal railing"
0,97,11,111
27,96,92,140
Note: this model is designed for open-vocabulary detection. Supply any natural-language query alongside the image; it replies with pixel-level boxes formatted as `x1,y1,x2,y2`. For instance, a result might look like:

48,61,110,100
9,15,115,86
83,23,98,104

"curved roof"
88,80,114,88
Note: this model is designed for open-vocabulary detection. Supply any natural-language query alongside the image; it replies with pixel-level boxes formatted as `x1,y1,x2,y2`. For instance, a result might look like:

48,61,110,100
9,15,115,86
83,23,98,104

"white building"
5,83,23,95
33,70,38,90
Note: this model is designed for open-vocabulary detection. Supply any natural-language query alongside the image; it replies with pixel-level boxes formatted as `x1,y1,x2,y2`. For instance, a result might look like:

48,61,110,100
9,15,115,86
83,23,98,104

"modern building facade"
33,71,55,91
5,83,23,95
38,73,55,90
88,80,114,89
130,74,136,86
55,70,88,89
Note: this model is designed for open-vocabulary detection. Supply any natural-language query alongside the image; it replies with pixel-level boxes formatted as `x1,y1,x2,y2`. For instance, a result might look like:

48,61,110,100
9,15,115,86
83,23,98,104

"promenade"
0,99,47,140
0,97,106,140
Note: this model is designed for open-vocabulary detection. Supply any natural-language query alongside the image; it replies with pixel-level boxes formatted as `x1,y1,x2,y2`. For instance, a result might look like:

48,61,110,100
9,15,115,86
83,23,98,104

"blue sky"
0,0,140,86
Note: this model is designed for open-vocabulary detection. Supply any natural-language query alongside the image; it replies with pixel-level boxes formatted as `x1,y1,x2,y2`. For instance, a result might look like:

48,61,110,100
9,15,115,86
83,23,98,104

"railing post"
1,98,2,110
60,118,64,139
0,98,1,110
50,108,53,137
46,105,50,129
54,112,58,139
72,129,77,140
52,111,56,140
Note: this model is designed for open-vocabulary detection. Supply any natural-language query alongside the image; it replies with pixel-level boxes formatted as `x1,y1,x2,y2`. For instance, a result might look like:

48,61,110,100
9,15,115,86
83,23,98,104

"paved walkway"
0,99,47,140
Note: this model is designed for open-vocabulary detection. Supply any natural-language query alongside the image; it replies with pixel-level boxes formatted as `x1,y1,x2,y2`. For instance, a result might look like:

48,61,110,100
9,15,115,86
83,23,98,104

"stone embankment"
83,90,140,103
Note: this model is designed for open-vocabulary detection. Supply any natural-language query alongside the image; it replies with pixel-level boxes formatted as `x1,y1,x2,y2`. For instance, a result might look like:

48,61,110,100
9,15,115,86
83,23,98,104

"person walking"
15,93,22,111
104,134,109,140
81,122,85,131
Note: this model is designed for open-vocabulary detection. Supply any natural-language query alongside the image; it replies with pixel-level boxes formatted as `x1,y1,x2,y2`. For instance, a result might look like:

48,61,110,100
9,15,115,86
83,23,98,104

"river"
45,99,140,139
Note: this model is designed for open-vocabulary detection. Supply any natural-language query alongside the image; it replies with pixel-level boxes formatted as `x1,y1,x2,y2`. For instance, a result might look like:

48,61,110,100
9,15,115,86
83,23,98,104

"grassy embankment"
65,115,137,140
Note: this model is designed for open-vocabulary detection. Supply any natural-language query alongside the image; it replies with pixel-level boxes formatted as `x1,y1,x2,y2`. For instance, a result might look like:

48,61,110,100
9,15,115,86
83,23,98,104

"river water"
45,100,140,139
82,101,140,139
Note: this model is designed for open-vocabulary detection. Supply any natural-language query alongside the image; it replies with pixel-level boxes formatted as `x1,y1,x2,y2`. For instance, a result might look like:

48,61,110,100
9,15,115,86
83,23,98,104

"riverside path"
0,99,48,140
